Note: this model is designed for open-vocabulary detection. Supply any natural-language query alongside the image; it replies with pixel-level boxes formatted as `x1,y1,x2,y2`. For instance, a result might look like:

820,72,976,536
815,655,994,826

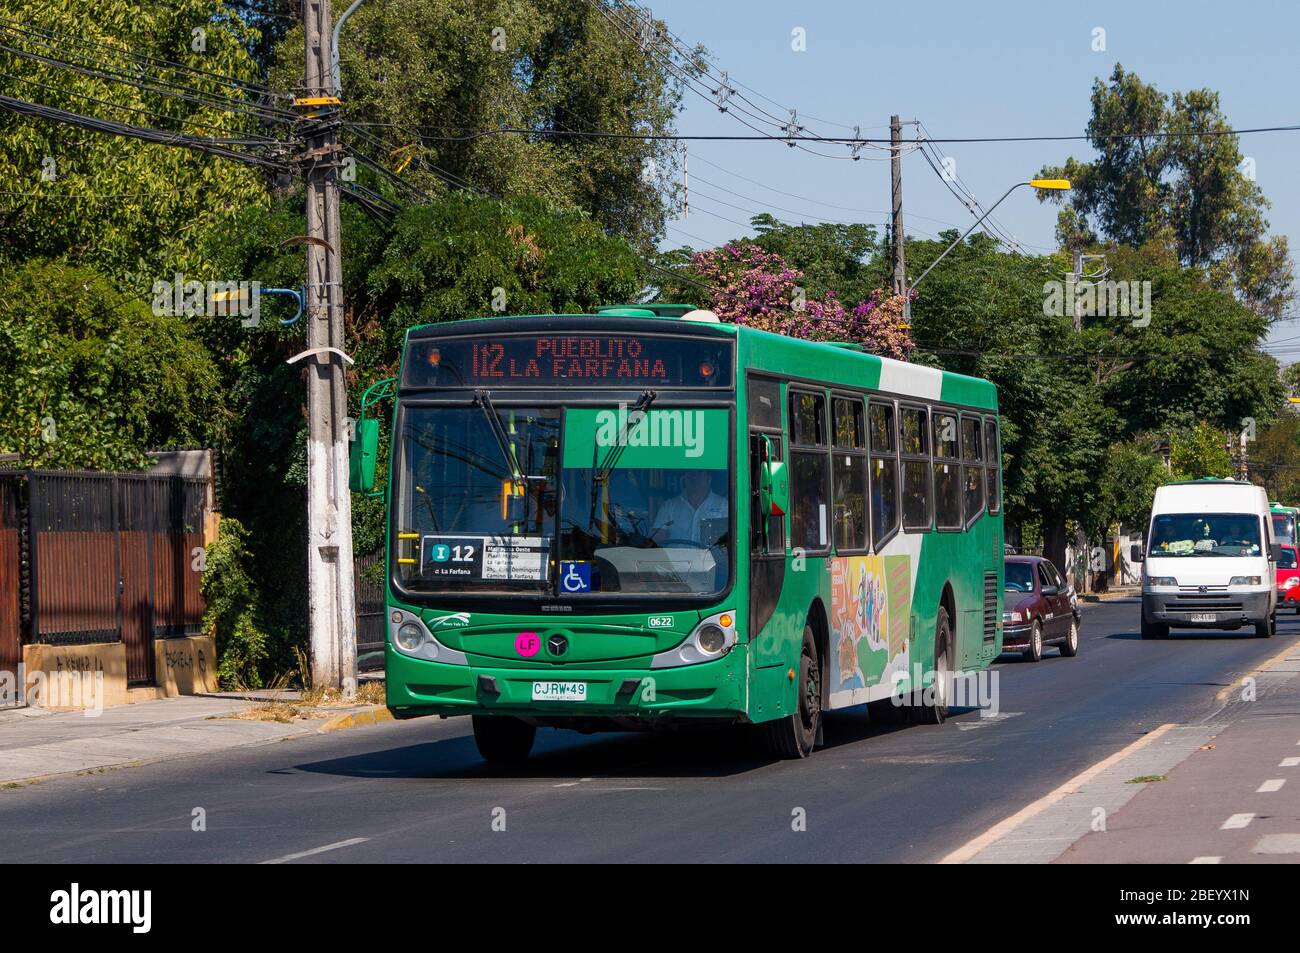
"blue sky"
650,0,1300,347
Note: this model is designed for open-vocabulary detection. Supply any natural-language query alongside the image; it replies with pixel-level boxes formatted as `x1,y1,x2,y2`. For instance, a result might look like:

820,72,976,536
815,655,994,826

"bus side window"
900,405,931,531
749,431,785,555
789,390,829,552
961,414,985,526
933,410,962,530
984,417,1001,514
868,400,899,549
831,396,867,552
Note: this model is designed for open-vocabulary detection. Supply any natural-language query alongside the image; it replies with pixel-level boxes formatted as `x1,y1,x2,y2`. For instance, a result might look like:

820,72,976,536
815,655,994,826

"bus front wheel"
762,625,821,759
472,715,536,764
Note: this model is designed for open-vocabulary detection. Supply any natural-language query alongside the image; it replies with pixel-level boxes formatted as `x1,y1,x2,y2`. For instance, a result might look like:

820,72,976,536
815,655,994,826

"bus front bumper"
385,643,749,722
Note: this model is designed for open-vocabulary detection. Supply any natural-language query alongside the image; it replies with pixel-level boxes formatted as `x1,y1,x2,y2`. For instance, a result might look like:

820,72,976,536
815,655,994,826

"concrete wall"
22,641,128,711
20,633,219,710
154,634,219,697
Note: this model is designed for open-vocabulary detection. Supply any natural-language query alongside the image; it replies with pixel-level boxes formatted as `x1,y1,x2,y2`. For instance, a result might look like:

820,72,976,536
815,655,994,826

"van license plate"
532,681,587,701
1190,612,1216,623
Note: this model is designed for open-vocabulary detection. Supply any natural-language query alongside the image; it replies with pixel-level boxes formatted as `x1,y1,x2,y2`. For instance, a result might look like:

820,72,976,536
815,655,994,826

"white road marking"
1253,833,1300,854
260,836,369,865
1189,856,1222,864
1257,778,1286,793
1280,757,1300,767
956,712,1023,731
1221,813,1255,830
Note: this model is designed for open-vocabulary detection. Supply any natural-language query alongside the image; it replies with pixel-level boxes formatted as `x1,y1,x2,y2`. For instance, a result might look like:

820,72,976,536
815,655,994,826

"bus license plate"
532,681,587,701
1190,612,1216,623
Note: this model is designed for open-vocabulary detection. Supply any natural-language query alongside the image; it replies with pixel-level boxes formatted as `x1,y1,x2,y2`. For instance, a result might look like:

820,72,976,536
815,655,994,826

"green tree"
1038,65,1293,318
271,0,695,252
0,0,272,285
1094,439,1168,534
0,259,221,468
1247,415,1300,503
1170,422,1233,480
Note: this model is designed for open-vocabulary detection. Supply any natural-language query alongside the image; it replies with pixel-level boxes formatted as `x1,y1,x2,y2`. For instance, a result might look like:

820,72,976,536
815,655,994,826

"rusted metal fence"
355,550,386,672
0,470,208,687
0,478,22,689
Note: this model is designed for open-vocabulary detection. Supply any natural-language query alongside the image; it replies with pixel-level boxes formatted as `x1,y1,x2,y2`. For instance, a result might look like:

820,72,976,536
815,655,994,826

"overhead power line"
0,92,291,170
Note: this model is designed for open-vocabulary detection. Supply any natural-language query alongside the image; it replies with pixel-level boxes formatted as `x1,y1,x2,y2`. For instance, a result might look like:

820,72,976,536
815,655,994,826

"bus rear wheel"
762,625,821,759
472,715,536,764
910,606,952,724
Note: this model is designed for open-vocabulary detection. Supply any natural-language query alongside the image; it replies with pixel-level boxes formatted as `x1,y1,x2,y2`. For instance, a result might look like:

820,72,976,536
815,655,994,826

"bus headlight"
1229,576,1261,586
395,622,425,651
649,611,738,668
1146,576,1177,588
1283,577,1299,590
695,624,727,655
387,610,469,665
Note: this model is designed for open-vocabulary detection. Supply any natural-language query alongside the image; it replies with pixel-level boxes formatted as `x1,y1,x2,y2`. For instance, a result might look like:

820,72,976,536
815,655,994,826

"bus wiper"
585,390,656,545
474,389,524,484
594,389,657,485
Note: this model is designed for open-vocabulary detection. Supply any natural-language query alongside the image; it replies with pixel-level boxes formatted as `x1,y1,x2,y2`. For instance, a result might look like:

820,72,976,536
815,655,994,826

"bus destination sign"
405,333,734,388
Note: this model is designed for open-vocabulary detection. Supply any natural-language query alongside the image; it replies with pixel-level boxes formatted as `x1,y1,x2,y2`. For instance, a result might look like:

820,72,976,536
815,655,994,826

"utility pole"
301,0,357,695
890,114,905,298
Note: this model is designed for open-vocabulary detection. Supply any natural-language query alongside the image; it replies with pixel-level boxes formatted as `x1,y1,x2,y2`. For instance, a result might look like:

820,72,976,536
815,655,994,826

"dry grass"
356,680,386,705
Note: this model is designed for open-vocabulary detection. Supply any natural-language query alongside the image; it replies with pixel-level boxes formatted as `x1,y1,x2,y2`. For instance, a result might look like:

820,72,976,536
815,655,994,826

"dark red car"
1002,555,1081,661
1277,543,1300,613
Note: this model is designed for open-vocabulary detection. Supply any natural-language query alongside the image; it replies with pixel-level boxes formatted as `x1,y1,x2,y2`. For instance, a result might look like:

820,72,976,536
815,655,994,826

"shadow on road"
287,705,959,782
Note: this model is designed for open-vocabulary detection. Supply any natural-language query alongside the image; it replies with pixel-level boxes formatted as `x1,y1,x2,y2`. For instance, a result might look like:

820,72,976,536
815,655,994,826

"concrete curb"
318,705,394,733
1081,588,1140,603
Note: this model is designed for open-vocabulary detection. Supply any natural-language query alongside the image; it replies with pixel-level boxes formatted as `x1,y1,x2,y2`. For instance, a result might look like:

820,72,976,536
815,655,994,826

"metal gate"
27,472,207,685
355,550,386,672
0,477,23,705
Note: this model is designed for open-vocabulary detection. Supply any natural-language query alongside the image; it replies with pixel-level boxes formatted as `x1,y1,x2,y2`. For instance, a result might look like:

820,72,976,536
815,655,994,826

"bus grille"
983,572,997,643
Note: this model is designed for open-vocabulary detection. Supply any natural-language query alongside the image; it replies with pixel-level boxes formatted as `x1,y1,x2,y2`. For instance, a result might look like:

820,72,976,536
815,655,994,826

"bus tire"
1022,620,1043,662
1255,614,1275,638
911,606,952,724
762,625,821,759
472,715,536,764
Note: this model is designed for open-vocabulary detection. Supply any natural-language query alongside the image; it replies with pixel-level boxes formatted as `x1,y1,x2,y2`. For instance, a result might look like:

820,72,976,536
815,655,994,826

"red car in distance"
1277,544,1300,613
1002,555,1081,662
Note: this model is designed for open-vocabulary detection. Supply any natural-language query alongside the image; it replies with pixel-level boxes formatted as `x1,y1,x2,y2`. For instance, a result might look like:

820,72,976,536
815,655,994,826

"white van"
1135,479,1278,639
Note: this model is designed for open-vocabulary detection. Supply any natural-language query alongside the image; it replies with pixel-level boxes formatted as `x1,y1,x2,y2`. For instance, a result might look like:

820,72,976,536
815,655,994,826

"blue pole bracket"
261,287,305,325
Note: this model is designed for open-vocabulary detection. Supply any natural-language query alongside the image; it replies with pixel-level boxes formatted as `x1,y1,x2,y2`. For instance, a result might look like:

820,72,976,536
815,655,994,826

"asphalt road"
4,596,1297,863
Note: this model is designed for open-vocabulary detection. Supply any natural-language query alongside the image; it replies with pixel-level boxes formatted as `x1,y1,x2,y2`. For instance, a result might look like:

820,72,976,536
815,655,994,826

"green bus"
1269,501,1298,546
350,305,1004,761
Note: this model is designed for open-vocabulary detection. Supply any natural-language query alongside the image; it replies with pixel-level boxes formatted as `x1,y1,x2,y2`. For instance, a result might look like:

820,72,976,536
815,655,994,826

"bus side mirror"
1130,544,1143,563
349,417,378,493
1271,543,1283,562
759,436,788,518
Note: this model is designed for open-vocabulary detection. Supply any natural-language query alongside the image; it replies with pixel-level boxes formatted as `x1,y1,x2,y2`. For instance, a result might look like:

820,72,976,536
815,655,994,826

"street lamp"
903,178,1071,321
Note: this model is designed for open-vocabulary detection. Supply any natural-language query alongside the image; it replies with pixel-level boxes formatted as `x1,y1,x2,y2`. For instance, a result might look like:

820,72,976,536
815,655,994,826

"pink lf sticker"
515,631,540,657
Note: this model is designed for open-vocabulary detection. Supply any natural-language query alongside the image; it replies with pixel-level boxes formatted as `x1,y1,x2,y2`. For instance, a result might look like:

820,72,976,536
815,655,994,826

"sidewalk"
0,692,391,785
1057,644,1300,864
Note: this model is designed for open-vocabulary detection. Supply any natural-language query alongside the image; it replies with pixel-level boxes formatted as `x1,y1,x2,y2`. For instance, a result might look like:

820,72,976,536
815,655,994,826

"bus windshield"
392,403,731,597
1272,512,1295,544
1149,512,1263,557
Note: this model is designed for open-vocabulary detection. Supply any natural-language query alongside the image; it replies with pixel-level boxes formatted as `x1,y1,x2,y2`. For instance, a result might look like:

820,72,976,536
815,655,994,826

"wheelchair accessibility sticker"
560,561,592,593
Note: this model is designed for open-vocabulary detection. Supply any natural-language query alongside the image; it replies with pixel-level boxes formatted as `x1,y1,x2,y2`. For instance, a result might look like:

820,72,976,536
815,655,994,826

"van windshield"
1149,512,1263,557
